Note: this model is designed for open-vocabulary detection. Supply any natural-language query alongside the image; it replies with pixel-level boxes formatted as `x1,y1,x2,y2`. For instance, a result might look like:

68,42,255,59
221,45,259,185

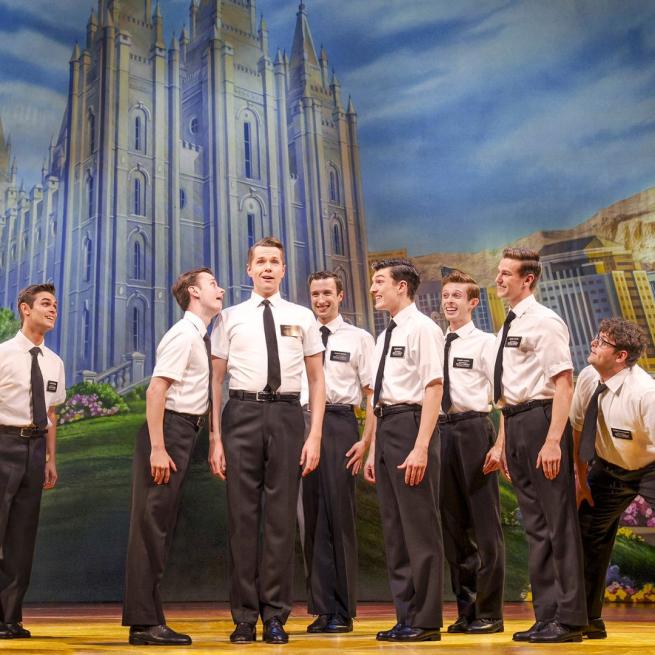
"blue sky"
1,0,654,254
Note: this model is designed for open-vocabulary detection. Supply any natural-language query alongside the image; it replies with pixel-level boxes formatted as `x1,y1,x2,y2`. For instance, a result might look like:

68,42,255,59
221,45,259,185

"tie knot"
596,382,608,393
203,333,211,344
504,310,516,325
446,333,459,344
30,346,42,358
320,326,330,336
387,319,397,333
262,299,271,307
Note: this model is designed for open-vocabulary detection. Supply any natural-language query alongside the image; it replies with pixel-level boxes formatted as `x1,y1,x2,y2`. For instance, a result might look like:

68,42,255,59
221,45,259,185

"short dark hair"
17,283,56,324
441,270,480,301
171,267,214,311
371,258,420,300
307,270,344,295
247,236,285,264
502,247,541,289
599,317,648,367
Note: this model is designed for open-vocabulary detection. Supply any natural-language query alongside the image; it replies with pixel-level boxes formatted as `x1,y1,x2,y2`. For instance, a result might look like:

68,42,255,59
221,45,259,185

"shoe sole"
529,635,583,643
584,632,607,640
324,628,353,633
467,628,504,634
128,637,192,646
395,635,441,642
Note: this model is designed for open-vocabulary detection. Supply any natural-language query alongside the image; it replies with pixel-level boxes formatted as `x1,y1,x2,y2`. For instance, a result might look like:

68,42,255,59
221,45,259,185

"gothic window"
133,240,143,280
134,116,142,152
332,219,344,256
244,121,253,179
329,167,340,203
128,298,146,353
82,307,91,359
133,173,146,216
131,107,148,153
87,174,94,218
84,238,93,282
131,305,141,351
36,227,41,242
23,234,28,252
247,212,256,248
11,243,16,260
88,112,95,155
190,117,199,135
179,188,186,210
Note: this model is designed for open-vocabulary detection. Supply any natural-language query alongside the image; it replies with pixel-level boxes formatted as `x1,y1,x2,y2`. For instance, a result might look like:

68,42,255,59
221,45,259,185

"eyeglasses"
592,333,618,349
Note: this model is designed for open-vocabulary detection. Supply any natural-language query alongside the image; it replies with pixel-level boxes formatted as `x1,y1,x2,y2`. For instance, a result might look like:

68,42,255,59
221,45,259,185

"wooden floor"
4,603,654,654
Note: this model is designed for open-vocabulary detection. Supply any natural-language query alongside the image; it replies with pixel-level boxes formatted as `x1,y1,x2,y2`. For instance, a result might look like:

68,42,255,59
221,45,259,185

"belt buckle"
375,405,384,418
195,415,204,428
255,391,272,402
20,426,34,438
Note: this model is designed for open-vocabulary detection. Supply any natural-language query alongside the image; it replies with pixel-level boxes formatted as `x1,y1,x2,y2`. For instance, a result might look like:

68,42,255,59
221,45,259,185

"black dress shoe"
0,623,31,639
447,616,470,633
376,623,404,641
394,626,441,642
512,620,549,641
466,618,504,634
324,614,353,633
582,618,607,639
529,621,582,643
230,622,256,643
307,615,330,633
128,624,192,646
263,618,289,644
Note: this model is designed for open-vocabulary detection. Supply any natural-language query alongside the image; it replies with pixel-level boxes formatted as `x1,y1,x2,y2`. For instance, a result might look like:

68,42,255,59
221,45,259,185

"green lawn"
26,404,654,603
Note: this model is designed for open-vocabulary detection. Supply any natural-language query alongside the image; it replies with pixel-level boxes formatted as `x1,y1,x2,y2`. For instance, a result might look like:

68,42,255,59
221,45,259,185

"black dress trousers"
301,407,359,618
504,404,587,626
375,409,443,629
579,458,655,620
0,432,46,624
122,413,199,626
222,398,305,625
440,415,504,620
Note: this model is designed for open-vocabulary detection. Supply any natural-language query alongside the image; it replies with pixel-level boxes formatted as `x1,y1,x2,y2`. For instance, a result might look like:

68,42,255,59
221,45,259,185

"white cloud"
0,28,72,74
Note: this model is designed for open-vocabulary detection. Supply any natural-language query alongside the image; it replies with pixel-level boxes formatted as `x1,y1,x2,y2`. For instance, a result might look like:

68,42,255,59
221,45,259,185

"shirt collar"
251,290,282,307
448,320,476,338
317,314,343,334
391,302,417,327
511,293,537,318
15,330,44,353
603,366,631,394
184,310,207,337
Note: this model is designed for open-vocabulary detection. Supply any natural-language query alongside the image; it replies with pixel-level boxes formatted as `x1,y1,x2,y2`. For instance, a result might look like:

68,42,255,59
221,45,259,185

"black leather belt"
165,409,206,429
229,390,301,403
325,403,355,413
374,403,421,419
439,410,489,424
501,398,552,418
0,425,47,438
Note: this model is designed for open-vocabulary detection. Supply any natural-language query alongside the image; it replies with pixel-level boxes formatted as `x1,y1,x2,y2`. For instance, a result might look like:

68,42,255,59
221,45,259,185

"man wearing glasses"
571,318,655,640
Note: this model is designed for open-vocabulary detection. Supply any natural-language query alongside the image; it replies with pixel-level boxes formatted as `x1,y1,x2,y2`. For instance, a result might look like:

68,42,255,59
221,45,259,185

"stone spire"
290,1,318,69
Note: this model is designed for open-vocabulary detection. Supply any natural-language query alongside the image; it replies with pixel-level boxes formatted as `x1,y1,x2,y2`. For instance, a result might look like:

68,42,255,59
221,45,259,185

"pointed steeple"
153,1,165,48
170,34,179,51
290,1,318,69
70,42,81,63
274,48,283,66
347,95,356,115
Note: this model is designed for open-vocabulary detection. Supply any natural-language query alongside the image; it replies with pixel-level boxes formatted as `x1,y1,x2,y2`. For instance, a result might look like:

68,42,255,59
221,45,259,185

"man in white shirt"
487,247,587,643
438,271,504,635
301,271,375,634
0,283,65,640
570,318,655,640
123,268,224,646
210,237,325,645
363,258,444,642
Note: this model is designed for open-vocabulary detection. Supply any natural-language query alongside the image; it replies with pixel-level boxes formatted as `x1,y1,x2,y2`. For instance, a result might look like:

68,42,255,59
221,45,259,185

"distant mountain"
414,186,655,286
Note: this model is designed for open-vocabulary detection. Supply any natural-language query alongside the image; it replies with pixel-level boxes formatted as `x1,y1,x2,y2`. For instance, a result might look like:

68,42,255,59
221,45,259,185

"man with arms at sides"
485,247,587,643
571,318,654,640
363,258,444,642
123,268,224,646
209,237,325,645
438,271,505,635
0,284,65,640
300,271,375,634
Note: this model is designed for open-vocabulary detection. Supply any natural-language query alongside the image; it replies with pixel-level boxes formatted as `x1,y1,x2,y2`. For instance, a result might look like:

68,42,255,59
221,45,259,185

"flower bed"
57,381,129,425
621,495,655,528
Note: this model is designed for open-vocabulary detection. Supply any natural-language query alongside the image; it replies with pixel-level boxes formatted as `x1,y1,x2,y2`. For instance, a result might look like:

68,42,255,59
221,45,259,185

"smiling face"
310,277,342,324
370,267,405,315
21,292,58,334
495,257,533,306
441,282,478,329
247,245,286,298
189,271,224,317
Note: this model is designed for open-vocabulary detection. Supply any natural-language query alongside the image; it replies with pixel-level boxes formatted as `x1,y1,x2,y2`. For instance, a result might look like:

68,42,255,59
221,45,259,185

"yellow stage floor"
3,603,654,654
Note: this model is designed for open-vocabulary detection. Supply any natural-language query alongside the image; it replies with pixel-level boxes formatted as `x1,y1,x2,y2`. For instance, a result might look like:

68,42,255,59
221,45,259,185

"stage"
5,603,653,654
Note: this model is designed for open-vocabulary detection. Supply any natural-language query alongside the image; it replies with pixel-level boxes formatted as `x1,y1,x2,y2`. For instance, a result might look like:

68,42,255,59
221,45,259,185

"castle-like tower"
0,0,372,383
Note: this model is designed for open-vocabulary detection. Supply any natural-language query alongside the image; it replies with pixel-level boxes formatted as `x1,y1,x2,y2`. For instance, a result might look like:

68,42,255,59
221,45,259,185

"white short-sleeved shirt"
211,291,323,393
317,314,375,406
152,311,211,415
373,303,444,406
443,321,495,414
496,294,573,406
570,364,655,471
0,330,66,427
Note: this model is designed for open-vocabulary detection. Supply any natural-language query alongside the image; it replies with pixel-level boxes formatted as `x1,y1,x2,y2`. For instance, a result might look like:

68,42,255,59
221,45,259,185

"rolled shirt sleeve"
415,321,444,389
570,365,596,431
152,330,193,382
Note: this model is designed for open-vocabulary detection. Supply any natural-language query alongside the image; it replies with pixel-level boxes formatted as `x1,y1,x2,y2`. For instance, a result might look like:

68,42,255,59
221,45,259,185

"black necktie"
320,325,330,363
203,334,213,429
373,319,397,407
262,299,281,392
441,332,459,413
493,310,516,403
579,381,608,462
29,346,48,430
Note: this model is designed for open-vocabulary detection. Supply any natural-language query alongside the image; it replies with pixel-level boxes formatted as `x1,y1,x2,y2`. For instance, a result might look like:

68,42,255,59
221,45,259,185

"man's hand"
483,443,511,481
364,446,376,484
575,462,594,508
44,459,58,489
300,434,321,477
345,440,368,476
536,439,561,480
150,445,177,485
398,446,428,486
208,437,227,480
